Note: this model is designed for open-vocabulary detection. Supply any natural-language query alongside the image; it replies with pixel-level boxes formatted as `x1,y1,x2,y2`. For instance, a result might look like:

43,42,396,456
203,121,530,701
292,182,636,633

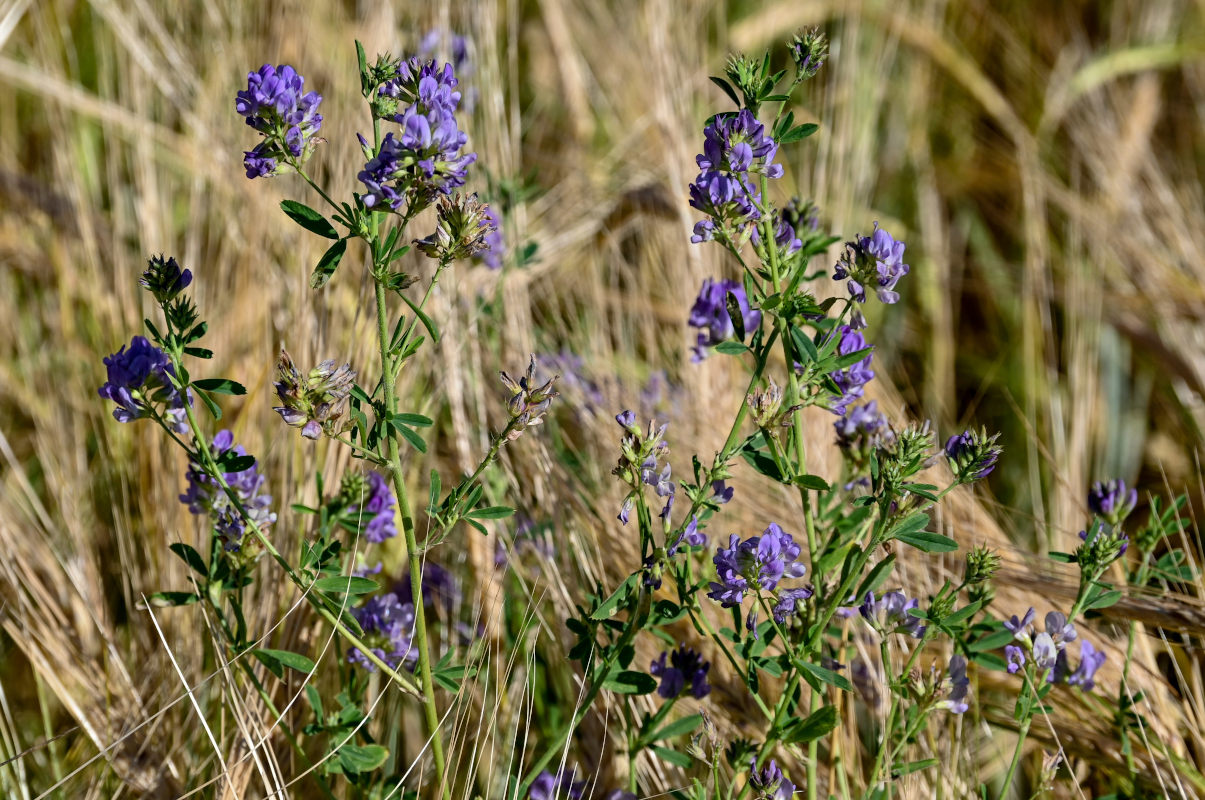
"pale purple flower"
750,758,795,800
349,471,397,543
939,655,970,714
1005,645,1025,674
833,222,909,304
1088,479,1138,523
859,590,926,639
235,64,323,178
347,592,417,671
829,326,874,415
708,523,806,610
1053,639,1106,691
711,480,734,504
667,517,705,556
834,400,893,450
772,586,814,623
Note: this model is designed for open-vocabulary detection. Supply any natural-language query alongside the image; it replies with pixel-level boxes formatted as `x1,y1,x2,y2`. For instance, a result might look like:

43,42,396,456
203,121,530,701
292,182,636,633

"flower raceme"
689,109,783,245
235,64,324,179
708,524,808,624
272,350,356,440
98,335,191,433
178,430,276,551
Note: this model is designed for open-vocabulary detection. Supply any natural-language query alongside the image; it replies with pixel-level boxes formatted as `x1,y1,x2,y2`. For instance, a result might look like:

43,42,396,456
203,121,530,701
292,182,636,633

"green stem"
999,716,1033,798
372,277,448,794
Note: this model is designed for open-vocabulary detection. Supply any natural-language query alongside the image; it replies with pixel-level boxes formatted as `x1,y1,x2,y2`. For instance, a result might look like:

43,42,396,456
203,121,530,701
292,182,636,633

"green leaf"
782,705,838,743
216,452,256,473
394,412,434,428
169,543,207,575
391,420,428,453
467,506,514,520
1085,589,1122,610
968,628,1015,652
337,743,389,774
790,326,819,363
797,659,852,692
828,346,874,370
193,377,247,396
183,346,213,359
428,469,442,515
591,574,637,620
779,122,819,143
894,758,939,777
651,745,692,768
709,75,741,107
310,238,347,290
714,340,749,355
651,713,702,742
148,591,198,607
281,200,339,239
313,576,379,595
856,554,896,599
794,474,830,491
399,289,441,343
895,530,959,553
253,648,316,679
603,670,657,695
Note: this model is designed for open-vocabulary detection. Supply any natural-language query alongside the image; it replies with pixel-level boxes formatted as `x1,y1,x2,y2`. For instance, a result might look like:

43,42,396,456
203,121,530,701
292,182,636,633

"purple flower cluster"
179,430,276,551
689,109,783,244
859,590,926,639
688,278,763,362
833,222,909,304
1002,607,1104,690
98,336,190,433
1088,478,1138,524
528,769,585,800
650,644,712,699
395,561,462,611
834,400,893,451
347,592,417,672
749,758,795,800
349,471,398,543
829,325,874,414
235,64,323,179
708,523,807,619
359,59,476,211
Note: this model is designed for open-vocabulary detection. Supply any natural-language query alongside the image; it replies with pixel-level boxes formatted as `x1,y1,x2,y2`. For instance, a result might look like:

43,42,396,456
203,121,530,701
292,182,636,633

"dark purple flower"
528,769,585,800
1053,639,1106,691
833,222,909,304
944,428,1002,482
708,523,806,609
235,64,323,179
1005,645,1025,674
859,590,926,639
689,109,782,244
688,278,762,362
347,592,417,671
99,335,190,432
395,561,461,611
1088,479,1138,524
751,214,803,257
179,430,276,551
750,758,795,800
651,644,711,699
829,326,874,415
349,471,398,543
711,480,734,504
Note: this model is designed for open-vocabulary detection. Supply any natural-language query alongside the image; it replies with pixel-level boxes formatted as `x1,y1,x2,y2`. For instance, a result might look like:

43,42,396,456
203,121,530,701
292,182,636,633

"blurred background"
2,0,1205,797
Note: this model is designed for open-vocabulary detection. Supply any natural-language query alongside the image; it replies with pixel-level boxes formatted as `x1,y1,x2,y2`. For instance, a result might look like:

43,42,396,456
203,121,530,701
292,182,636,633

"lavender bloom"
474,205,506,269
1088,479,1139,525
179,430,276,551
1054,639,1106,691
347,592,417,671
348,471,398,543
1004,607,1037,639
616,409,637,430
688,278,762,361
944,428,1002,482
772,586,814,623
833,222,909,304
689,109,782,243
1005,645,1025,674
667,517,705,556
360,59,476,211
711,480,734,504
829,326,874,415
1031,632,1059,670
529,769,585,800
859,591,926,639
749,758,795,800
235,64,323,178
1044,611,1078,646
651,644,712,699
834,400,893,450
939,655,970,714
98,336,190,432
708,523,806,609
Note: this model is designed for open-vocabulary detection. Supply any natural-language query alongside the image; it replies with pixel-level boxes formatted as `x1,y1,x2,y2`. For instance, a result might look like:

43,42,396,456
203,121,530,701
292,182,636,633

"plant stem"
999,716,1032,798
372,277,448,795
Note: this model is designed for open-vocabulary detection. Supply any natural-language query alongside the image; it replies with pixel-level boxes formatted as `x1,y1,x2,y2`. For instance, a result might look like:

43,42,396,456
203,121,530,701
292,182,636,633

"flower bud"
414,193,499,261
964,545,1001,585
499,355,559,441
944,427,1002,483
1087,479,1138,526
789,28,828,81
140,255,193,304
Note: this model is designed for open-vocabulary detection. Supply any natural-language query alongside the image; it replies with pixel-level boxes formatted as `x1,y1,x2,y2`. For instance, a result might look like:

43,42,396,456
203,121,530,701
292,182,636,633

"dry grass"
1,0,1205,797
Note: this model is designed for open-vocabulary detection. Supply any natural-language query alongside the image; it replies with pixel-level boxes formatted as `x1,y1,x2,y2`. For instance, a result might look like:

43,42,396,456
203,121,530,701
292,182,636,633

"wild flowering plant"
95,29,1187,800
